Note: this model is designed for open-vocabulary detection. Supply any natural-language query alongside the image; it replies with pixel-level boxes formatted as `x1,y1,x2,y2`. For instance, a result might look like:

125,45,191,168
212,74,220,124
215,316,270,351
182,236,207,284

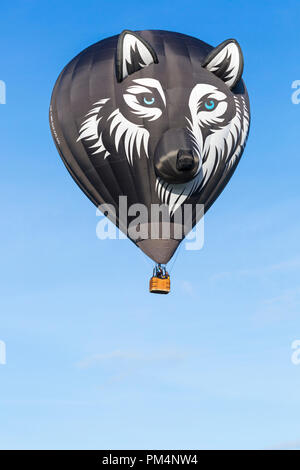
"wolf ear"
202,39,244,90
116,30,158,83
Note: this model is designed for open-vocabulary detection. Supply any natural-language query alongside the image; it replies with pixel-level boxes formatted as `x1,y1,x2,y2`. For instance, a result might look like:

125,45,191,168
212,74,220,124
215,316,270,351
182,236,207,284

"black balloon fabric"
50,30,250,264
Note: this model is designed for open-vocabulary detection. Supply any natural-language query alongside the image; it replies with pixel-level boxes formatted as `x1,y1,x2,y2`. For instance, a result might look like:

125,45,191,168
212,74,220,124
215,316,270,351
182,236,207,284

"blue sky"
0,0,300,450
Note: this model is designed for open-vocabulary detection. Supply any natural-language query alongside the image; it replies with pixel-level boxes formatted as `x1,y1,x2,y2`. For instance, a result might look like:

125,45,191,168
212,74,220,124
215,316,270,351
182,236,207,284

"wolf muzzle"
154,128,200,184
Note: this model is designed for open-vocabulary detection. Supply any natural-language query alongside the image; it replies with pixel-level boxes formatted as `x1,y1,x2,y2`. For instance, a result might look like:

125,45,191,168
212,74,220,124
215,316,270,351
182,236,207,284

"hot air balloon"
49,30,250,294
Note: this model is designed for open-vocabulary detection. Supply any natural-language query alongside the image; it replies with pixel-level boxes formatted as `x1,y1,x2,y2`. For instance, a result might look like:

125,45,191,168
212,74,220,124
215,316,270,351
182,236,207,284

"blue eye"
143,96,155,105
204,100,215,110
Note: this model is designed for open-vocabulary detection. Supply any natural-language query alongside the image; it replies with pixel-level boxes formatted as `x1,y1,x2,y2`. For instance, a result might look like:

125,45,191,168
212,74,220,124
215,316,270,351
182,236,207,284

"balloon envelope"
50,30,250,264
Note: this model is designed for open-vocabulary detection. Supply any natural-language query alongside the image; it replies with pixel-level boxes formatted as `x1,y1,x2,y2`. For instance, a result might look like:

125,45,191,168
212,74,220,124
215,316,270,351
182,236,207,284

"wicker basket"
149,276,170,294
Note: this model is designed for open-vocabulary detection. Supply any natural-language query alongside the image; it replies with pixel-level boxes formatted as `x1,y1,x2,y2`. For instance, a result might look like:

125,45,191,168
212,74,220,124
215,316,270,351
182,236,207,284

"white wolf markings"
157,86,249,213
77,32,249,215
77,78,165,164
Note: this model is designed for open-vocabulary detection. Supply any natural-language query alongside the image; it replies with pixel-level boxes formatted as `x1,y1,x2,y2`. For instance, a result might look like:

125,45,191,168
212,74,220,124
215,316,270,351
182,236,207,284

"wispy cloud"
180,280,194,295
267,439,300,450
210,256,300,282
252,286,300,326
76,349,187,370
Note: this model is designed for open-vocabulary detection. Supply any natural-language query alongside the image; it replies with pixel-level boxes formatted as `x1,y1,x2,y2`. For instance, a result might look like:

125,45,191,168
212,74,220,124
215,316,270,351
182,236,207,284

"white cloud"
252,286,300,326
76,349,187,370
210,256,300,283
267,439,300,450
180,280,193,295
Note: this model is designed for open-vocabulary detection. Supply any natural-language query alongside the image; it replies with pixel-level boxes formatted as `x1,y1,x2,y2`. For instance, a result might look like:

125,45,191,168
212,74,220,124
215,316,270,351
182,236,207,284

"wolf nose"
154,128,200,184
176,150,195,172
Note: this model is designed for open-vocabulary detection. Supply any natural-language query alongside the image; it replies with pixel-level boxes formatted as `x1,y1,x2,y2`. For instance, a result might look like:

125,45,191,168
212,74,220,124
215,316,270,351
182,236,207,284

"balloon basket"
149,265,170,294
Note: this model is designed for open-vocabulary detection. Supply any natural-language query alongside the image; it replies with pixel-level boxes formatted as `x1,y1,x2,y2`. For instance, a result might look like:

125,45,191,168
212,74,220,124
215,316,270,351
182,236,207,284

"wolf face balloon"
50,30,250,264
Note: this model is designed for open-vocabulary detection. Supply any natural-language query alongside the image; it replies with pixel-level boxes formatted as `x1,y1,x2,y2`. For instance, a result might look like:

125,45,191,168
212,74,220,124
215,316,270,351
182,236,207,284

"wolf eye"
143,96,155,105
204,99,216,110
197,98,218,113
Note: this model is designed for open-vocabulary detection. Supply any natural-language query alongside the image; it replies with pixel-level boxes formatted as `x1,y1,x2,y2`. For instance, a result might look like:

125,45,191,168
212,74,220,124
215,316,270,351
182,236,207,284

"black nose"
154,129,200,184
176,150,195,172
